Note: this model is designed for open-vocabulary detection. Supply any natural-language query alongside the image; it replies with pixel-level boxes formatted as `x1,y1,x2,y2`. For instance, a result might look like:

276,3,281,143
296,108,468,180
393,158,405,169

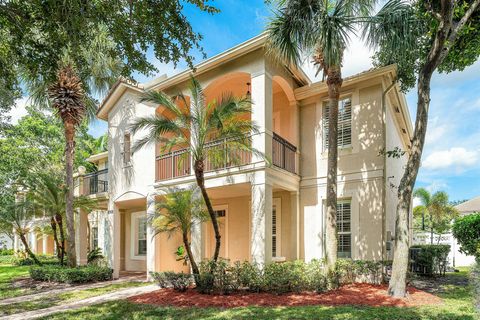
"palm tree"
0,193,40,264
266,0,376,271
24,168,100,265
23,27,122,267
413,188,459,244
130,77,261,263
152,187,208,275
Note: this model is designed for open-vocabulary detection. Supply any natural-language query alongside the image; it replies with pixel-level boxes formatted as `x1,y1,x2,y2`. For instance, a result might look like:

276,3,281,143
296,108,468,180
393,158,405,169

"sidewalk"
3,284,158,320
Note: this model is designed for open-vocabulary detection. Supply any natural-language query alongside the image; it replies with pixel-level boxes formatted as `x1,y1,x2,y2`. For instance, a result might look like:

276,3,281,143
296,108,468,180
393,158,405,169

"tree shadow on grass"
39,301,475,320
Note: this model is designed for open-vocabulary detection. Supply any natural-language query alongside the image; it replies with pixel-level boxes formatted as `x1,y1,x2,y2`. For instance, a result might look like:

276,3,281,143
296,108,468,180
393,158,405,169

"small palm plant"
152,187,208,275
131,77,261,263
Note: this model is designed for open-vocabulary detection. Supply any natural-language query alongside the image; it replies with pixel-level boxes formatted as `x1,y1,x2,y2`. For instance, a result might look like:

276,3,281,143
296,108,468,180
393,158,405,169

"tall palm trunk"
50,217,62,261
182,231,200,275
18,231,40,264
193,159,221,263
64,121,77,267
325,66,343,271
55,213,66,265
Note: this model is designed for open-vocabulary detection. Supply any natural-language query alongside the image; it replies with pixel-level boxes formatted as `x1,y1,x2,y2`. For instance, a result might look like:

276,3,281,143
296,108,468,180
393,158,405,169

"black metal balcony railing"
155,132,297,181
82,169,108,195
272,132,297,174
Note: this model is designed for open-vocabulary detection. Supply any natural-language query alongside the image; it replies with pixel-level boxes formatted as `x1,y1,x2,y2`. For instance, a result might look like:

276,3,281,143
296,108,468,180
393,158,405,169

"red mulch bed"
128,283,442,308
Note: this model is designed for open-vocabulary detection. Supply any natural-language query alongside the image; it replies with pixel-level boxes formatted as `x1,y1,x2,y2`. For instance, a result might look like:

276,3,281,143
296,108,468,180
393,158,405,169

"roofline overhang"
86,151,108,163
96,33,311,120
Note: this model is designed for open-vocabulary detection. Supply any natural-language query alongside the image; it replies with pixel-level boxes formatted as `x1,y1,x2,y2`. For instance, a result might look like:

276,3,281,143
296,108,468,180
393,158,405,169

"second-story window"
323,97,352,151
123,133,131,165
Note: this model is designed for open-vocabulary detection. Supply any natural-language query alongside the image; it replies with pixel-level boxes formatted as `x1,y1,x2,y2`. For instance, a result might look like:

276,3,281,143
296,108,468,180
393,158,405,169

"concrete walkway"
0,273,146,306
3,284,158,320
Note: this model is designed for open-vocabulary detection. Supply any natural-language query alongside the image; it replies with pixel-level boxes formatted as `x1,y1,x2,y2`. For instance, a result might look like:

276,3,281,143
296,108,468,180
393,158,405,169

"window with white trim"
337,201,352,258
91,227,98,250
137,216,147,255
323,97,352,150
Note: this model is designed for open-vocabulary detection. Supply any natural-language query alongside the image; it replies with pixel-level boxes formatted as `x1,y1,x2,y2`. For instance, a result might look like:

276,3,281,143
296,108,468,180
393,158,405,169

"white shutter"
323,98,352,150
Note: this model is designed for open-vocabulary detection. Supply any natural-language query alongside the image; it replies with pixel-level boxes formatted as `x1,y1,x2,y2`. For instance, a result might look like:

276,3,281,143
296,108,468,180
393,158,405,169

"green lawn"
0,281,149,316
40,269,478,320
0,261,31,299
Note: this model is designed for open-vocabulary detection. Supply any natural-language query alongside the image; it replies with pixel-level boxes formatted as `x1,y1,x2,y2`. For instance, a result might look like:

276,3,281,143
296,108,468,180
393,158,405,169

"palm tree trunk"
194,159,221,263
182,231,199,275
64,121,77,267
325,66,342,271
18,231,40,264
50,217,62,261
55,213,66,265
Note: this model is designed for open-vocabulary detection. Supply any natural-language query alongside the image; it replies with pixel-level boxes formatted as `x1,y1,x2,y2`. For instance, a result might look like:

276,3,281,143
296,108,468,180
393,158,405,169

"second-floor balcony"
155,133,297,182
81,169,108,196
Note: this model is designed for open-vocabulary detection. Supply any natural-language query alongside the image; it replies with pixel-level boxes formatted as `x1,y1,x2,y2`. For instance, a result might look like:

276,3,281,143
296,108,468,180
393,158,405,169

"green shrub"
195,258,240,295
12,253,59,266
87,247,105,265
0,248,14,256
29,265,113,283
471,262,480,313
453,213,480,261
410,245,450,276
232,261,263,292
0,255,13,264
263,261,308,294
150,271,191,292
305,259,327,292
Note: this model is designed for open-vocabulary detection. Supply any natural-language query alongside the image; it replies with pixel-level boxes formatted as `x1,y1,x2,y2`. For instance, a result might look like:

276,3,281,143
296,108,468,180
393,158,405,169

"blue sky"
74,0,480,202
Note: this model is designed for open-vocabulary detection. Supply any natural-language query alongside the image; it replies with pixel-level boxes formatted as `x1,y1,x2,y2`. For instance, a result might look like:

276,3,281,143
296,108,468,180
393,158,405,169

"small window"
123,133,131,165
214,210,226,218
91,227,98,250
337,201,352,258
323,98,352,150
137,217,147,256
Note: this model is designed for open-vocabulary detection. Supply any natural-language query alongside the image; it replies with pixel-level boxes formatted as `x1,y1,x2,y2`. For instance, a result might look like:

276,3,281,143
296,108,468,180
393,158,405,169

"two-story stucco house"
61,33,413,279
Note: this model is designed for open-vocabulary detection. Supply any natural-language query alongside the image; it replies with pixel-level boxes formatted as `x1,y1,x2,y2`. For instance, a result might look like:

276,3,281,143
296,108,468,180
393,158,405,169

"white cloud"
8,97,29,124
422,147,478,171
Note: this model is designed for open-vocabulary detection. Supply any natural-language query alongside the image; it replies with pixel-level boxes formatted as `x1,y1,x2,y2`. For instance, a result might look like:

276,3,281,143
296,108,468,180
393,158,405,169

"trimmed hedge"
29,265,113,283
155,258,389,295
410,245,450,276
12,254,60,266
0,249,14,256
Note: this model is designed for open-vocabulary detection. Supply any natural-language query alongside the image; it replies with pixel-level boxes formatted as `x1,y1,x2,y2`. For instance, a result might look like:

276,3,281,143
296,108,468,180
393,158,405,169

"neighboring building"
0,233,13,250
34,34,414,278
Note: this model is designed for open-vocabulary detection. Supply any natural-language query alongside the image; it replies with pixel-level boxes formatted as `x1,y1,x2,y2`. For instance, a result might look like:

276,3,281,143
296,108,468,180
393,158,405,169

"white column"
43,234,48,255
13,232,19,251
107,204,121,279
251,73,273,164
30,232,37,254
146,193,156,280
250,171,273,265
75,209,89,265
290,191,300,260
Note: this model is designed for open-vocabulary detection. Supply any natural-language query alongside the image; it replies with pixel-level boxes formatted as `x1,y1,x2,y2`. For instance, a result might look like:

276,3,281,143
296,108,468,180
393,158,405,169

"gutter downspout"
382,78,397,262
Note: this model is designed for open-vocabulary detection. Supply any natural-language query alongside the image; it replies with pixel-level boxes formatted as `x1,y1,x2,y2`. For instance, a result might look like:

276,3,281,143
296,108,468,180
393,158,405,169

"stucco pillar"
42,234,48,255
30,232,37,254
108,204,121,279
13,232,19,251
251,171,273,265
75,209,89,265
290,191,300,260
146,193,156,280
251,73,273,164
